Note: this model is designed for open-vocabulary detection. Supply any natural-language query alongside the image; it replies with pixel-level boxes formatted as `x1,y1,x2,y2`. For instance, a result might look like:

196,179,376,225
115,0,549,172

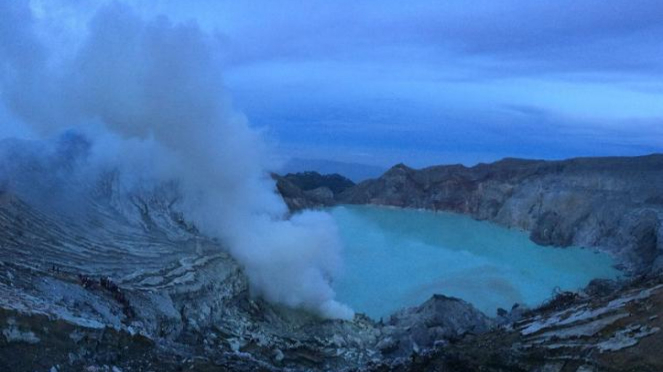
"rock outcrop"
339,155,663,274
378,295,492,357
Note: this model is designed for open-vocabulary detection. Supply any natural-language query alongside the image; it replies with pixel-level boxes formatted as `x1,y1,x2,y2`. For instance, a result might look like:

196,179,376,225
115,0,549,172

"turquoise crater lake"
329,205,620,320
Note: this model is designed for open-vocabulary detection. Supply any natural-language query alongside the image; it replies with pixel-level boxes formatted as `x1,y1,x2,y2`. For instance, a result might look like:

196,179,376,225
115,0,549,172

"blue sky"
3,0,663,168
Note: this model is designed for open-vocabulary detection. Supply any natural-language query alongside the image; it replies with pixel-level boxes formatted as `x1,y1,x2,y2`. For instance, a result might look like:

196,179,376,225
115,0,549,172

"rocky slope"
371,276,663,372
0,168,488,371
339,155,663,274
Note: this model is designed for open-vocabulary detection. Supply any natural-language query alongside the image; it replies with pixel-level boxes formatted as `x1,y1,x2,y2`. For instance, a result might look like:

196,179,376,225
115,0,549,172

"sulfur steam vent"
0,1,353,319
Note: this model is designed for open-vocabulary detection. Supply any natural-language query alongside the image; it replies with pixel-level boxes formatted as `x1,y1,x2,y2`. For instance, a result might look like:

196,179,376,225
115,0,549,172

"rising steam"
0,1,353,319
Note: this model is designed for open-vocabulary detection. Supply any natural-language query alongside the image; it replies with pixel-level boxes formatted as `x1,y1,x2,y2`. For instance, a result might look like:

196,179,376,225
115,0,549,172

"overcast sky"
2,0,663,168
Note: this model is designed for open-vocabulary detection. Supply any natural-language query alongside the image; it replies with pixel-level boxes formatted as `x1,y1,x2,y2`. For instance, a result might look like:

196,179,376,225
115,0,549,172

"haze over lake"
330,205,620,319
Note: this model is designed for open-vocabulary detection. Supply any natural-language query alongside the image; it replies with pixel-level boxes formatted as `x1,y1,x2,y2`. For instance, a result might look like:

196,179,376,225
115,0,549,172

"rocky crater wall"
283,155,663,274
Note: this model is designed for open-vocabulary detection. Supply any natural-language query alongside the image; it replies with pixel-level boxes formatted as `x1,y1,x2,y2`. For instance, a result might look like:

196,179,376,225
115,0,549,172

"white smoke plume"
0,1,354,319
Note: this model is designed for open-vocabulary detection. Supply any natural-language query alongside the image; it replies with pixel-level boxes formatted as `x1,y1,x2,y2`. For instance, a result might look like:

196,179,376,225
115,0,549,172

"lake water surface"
330,205,620,319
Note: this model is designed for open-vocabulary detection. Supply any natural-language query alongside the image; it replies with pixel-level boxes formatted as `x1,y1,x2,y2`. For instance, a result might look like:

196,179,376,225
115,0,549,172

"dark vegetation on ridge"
284,171,355,195
273,171,354,210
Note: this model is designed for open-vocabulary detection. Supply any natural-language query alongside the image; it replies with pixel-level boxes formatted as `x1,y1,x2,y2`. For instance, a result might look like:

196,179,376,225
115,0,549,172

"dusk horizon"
2,0,663,169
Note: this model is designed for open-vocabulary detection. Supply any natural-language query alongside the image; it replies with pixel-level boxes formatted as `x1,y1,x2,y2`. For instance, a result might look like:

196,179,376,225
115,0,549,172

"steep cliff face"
339,155,663,274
